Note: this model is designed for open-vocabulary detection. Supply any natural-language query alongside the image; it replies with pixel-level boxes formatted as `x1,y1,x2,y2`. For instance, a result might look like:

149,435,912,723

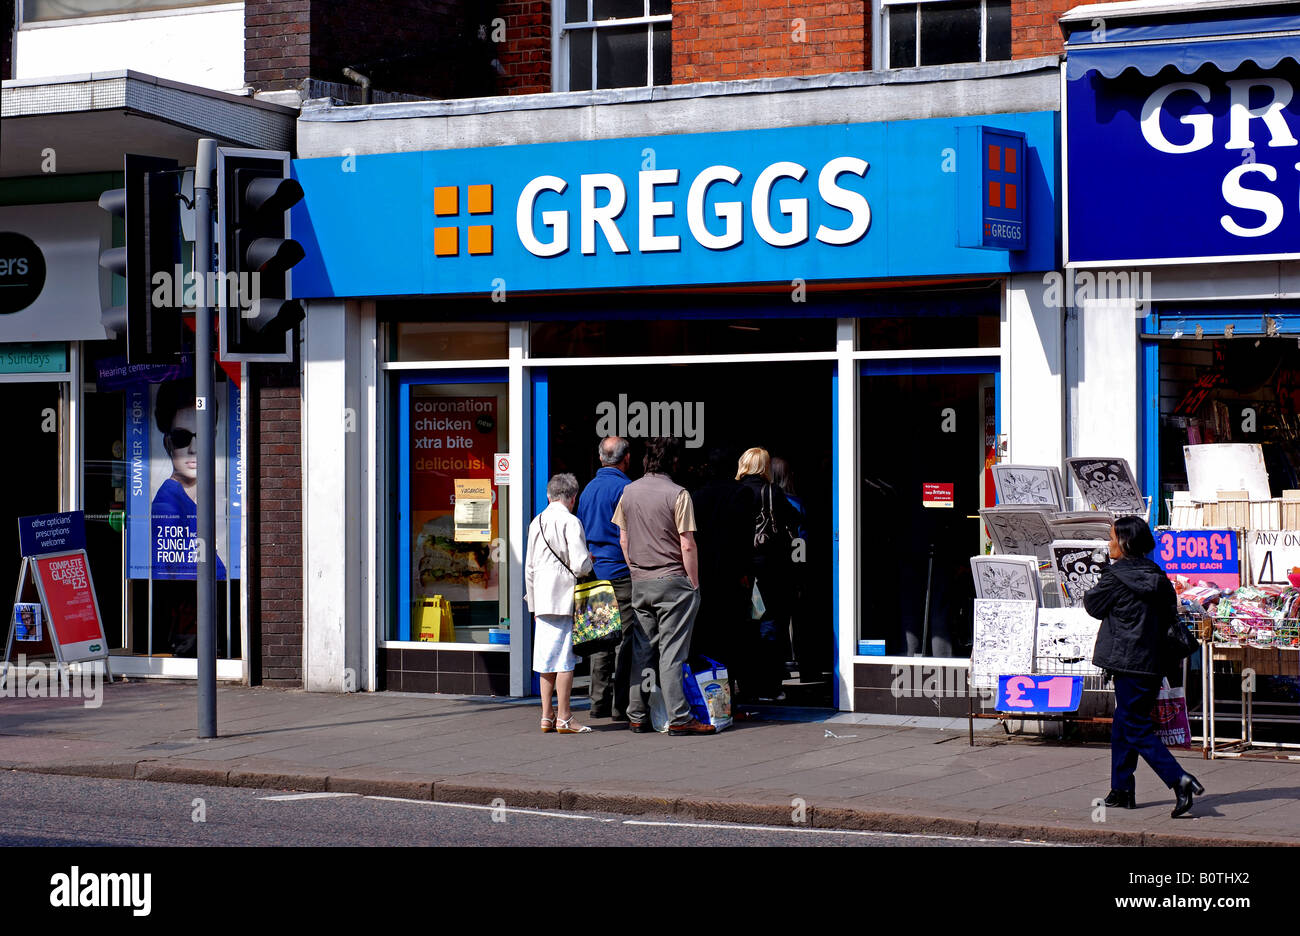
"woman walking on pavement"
525,473,593,734
1084,515,1204,817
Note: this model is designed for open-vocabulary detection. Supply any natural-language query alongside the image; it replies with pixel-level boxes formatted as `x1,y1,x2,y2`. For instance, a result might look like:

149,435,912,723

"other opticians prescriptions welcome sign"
290,113,1057,298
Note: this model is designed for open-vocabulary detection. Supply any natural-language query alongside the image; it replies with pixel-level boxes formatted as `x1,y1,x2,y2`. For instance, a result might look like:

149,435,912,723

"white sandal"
556,716,592,734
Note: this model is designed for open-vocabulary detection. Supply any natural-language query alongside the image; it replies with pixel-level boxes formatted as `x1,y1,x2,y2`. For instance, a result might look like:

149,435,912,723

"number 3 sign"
996,674,1083,713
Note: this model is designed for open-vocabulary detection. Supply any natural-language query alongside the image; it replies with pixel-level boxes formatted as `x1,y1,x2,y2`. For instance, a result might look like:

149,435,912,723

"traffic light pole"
194,139,218,739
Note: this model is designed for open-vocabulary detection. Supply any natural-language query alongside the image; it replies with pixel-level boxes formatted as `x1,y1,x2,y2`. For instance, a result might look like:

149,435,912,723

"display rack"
966,569,1116,744
1195,614,1300,761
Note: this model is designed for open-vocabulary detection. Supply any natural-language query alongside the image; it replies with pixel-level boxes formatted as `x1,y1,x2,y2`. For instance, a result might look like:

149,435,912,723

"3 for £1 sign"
1155,530,1239,589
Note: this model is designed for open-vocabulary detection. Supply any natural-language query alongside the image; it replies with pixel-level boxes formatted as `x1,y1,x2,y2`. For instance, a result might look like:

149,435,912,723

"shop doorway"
544,361,835,707
858,361,998,659
0,382,63,609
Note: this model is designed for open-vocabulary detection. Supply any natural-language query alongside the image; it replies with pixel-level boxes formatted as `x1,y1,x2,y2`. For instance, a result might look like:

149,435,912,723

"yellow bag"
414,596,456,642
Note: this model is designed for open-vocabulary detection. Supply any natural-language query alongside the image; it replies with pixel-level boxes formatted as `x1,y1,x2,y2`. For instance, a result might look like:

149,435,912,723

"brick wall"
246,0,499,99
246,0,312,91
674,0,870,83
250,367,303,687
496,0,551,94
1011,0,1070,59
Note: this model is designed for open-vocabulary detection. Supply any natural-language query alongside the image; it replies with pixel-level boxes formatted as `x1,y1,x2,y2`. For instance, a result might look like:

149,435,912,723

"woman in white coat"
525,473,593,734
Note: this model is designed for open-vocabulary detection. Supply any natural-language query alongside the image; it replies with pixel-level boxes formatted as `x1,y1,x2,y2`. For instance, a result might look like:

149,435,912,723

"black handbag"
1164,611,1201,662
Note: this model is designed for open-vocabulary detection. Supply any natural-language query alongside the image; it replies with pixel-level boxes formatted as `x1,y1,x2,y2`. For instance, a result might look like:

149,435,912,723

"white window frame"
879,0,1009,70
553,0,672,93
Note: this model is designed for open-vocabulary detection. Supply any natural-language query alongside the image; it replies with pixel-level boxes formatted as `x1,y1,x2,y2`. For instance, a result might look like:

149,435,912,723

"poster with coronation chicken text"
409,395,499,607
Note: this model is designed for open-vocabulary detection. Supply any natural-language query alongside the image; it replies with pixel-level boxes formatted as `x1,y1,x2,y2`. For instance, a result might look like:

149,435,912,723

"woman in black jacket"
1084,516,1204,818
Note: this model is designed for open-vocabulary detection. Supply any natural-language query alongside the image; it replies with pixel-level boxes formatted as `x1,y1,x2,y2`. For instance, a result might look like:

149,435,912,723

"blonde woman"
525,473,593,734
736,447,800,701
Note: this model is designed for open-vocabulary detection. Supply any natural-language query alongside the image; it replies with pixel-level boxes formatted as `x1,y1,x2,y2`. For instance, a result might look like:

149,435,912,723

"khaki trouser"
626,575,700,727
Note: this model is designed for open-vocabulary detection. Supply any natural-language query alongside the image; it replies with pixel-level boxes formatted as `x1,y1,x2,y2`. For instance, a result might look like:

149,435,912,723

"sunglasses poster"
121,370,241,583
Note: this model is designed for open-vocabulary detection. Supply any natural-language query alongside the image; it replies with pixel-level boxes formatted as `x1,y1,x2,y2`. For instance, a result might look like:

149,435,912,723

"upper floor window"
885,0,1011,68
22,0,222,23
559,0,672,92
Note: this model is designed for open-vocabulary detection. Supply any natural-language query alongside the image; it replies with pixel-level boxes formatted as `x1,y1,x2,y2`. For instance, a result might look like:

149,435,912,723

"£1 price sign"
996,674,1083,713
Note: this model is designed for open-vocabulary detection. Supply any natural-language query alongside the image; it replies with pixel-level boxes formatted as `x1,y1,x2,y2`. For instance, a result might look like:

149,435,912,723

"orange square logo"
987,144,1000,172
433,226,459,256
467,184,493,215
433,186,459,217
467,225,493,255
1004,146,1017,174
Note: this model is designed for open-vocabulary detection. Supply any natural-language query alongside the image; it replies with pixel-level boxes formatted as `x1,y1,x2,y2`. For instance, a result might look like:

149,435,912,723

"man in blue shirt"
576,436,634,719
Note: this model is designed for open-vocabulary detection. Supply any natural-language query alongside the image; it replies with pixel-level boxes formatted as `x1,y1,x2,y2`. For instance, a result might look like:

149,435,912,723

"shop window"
855,284,1001,350
885,0,1011,69
559,0,672,92
82,341,243,659
1158,337,1300,515
388,321,509,362
858,365,998,657
22,0,221,22
393,378,509,644
530,318,837,358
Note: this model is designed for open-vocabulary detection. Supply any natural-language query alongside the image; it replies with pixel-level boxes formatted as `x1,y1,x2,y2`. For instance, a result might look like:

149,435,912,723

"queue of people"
524,435,806,735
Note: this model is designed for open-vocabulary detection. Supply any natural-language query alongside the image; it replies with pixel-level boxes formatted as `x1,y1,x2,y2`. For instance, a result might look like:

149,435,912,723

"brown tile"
854,662,900,690
438,651,473,674
403,648,439,673
403,672,438,694
475,671,510,696
474,651,509,675
381,648,402,673
854,687,899,716
439,672,476,695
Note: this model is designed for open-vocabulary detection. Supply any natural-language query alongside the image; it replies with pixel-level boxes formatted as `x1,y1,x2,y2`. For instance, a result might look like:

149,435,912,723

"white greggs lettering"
1140,77,1299,238
517,157,870,257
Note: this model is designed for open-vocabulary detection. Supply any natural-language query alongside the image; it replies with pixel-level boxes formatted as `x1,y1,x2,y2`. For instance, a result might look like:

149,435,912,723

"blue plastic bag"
682,657,732,733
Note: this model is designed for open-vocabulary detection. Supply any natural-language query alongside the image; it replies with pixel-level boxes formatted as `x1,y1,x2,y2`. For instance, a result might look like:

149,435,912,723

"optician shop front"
287,70,1064,712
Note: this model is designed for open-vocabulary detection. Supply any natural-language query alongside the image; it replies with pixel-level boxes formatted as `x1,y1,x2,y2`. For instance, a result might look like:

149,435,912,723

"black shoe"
1171,774,1205,818
589,708,611,719
1103,789,1136,809
627,719,652,733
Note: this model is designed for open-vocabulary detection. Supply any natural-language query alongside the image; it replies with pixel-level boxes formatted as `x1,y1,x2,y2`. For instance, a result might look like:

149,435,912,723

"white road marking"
363,795,616,822
620,819,1072,845
259,792,362,801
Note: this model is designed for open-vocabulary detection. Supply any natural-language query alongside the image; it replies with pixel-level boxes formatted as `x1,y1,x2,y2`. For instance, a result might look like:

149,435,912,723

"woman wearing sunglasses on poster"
1084,515,1203,818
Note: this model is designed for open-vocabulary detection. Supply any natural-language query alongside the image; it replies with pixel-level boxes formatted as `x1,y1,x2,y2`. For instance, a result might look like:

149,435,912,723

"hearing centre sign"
289,113,1057,298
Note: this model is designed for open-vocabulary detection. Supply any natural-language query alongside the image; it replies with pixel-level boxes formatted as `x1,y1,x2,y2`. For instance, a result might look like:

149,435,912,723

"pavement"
1,679,1298,846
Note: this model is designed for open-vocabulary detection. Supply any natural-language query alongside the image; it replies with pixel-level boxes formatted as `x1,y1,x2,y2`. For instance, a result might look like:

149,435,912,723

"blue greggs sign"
289,112,1056,298
1067,62,1300,265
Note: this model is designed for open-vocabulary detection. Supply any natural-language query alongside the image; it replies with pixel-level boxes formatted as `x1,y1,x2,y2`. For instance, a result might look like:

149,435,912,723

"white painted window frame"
552,0,672,93
878,0,1006,70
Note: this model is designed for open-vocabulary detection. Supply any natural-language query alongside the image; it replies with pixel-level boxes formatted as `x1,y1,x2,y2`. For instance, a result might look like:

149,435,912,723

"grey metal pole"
194,139,218,738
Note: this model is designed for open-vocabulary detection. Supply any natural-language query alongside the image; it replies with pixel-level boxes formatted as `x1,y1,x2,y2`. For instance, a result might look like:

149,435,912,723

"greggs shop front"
286,71,1064,712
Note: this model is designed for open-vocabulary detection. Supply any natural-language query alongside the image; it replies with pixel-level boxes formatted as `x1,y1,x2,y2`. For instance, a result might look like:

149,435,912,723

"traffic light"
217,148,305,361
98,155,184,361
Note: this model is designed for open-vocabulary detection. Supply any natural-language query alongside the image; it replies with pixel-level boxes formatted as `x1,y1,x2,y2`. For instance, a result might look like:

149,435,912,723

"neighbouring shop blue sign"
18,511,86,557
1067,48,1300,264
996,674,1084,713
290,113,1057,298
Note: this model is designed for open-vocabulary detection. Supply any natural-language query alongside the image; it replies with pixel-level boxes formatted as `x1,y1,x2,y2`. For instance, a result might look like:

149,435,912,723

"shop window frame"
852,352,1001,664
388,368,511,650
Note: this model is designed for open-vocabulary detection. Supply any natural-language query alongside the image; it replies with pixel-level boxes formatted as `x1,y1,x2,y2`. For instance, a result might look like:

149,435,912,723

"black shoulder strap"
538,518,575,578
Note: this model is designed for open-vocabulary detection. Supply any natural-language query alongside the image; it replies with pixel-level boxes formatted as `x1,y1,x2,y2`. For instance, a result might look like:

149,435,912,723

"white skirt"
533,613,577,674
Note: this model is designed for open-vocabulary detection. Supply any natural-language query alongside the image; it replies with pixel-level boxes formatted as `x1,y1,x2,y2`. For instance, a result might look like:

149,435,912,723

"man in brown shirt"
613,436,714,735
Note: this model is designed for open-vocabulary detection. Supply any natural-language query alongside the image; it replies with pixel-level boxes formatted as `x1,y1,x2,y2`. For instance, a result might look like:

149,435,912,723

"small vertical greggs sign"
956,127,1027,251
